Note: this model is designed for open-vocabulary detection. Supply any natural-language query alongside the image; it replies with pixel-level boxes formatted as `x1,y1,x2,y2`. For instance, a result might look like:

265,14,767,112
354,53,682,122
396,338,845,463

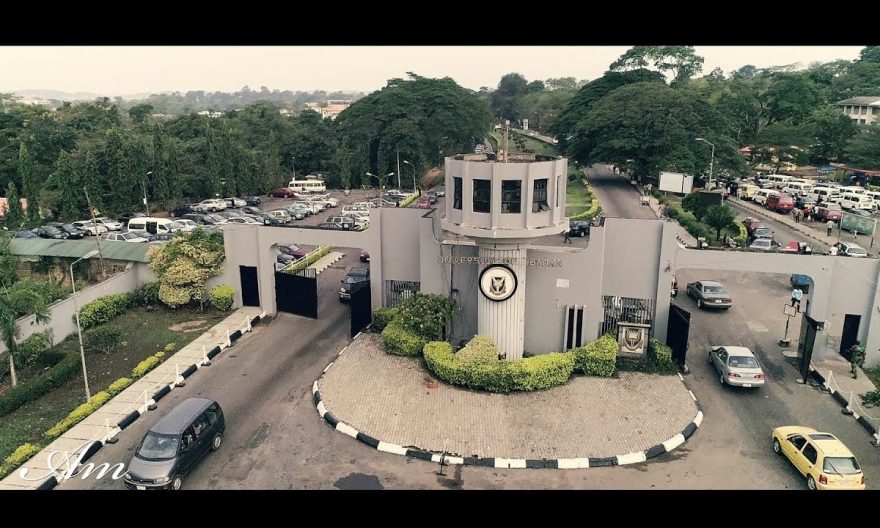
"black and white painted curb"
313,340,704,469
30,311,267,490
809,366,880,445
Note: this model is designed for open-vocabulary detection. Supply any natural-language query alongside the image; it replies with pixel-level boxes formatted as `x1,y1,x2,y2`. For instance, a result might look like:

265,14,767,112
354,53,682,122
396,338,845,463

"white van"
288,179,327,193
811,186,840,203
839,186,867,196
864,191,880,210
839,193,874,211
765,174,792,189
754,189,779,206
126,217,176,235
782,182,813,196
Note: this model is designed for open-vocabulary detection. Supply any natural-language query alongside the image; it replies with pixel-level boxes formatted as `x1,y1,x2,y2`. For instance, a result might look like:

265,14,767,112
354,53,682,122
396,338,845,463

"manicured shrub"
209,284,235,311
0,354,82,418
163,343,176,354
131,351,166,379
0,443,43,479
372,307,399,332
77,293,136,330
107,377,133,397
15,332,51,367
44,391,111,440
85,324,123,355
399,192,419,208
455,335,499,365
573,334,618,377
396,293,456,341
283,246,331,274
381,319,427,357
136,282,161,306
648,338,678,374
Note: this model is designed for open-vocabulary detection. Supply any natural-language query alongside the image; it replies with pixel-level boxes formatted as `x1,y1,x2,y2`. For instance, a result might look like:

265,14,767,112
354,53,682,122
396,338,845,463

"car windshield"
703,285,726,294
823,456,861,475
136,432,180,461
849,248,868,255
345,275,366,284
121,233,137,240
728,356,759,368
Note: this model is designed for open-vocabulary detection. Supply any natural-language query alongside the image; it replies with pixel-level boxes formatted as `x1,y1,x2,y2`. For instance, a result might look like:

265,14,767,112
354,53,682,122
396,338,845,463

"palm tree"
703,205,738,242
0,282,51,387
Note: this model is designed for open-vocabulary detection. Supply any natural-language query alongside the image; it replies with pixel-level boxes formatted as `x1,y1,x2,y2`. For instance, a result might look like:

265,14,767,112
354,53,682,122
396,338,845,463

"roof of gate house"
8,238,153,263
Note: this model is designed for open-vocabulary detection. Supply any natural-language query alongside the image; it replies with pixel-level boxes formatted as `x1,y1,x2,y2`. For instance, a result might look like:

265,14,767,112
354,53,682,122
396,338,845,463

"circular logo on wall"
479,264,518,302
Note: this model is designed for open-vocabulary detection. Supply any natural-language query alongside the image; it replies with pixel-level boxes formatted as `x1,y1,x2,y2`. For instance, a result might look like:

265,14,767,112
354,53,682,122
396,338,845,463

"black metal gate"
798,314,820,381
274,268,317,318
239,266,260,307
666,304,690,366
350,282,372,337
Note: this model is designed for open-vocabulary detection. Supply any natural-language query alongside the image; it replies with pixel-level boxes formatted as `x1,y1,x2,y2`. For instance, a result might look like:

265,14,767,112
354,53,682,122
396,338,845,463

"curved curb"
314,342,704,469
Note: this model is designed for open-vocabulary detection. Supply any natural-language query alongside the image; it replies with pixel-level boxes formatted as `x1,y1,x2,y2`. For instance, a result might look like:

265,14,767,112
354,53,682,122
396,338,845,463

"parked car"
325,216,356,230
780,241,813,254
686,280,733,310
434,186,446,197
57,223,86,239
814,204,843,223
267,209,292,223
13,230,38,239
751,227,774,241
339,267,370,302
131,230,174,243
416,197,431,209
741,217,765,236
118,212,147,225
101,232,149,243
268,188,296,198
766,193,795,214
708,346,765,387
360,250,370,263
278,244,308,259
771,426,865,490
198,199,228,212
181,213,215,226
849,208,872,217
71,220,108,236
223,197,247,208
245,196,261,206
795,196,816,212
316,222,344,230
225,216,262,225
170,219,198,232
124,398,225,490
833,242,868,258
749,238,780,252
94,216,123,231
240,206,262,215
35,226,66,239
567,221,591,238
254,213,286,226
427,191,438,204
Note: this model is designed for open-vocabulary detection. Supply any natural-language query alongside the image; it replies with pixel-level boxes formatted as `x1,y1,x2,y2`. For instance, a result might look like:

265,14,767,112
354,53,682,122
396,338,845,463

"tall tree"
128,103,154,124
78,151,103,213
0,280,51,387
703,205,737,240
610,46,704,84
490,73,529,121
18,144,39,223
49,151,82,221
4,182,24,230
847,126,880,170
809,107,858,163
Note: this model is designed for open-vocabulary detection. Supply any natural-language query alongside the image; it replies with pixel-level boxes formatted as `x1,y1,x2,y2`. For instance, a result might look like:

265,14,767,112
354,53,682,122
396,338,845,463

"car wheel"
807,475,817,491
696,299,703,309
719,374,725,385
171,475,183,490
772,438,782,455
211,432,223,451
580,231,586,237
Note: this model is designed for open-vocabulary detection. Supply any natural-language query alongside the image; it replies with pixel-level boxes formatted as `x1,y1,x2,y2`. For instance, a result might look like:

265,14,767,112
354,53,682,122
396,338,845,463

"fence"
384,280,420,308
819,367,880,445
599,295,654,338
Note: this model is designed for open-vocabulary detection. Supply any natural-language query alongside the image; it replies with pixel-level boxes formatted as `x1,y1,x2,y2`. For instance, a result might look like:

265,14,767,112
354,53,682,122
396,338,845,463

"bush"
372,307,399,332
734,220,748,247
455,335,499,364
381,320,427,357
131,351,166,379
163,343,176,354
396,293,457,341
0,354,82,418
44,391,111,441
85,324,123,355
15,332,52,368
78,293,136,330
136,282,161,306
399,192,419,208
36,348,65,369
423,339,575,393
648,338,677,374
283,246,331,274
209,284,235,311
0,443,43,479
107,377,133,397
573,334,618,377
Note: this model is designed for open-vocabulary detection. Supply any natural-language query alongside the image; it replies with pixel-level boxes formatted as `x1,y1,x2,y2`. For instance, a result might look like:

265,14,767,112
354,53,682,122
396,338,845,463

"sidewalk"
0,306,265,490
307,251,343,274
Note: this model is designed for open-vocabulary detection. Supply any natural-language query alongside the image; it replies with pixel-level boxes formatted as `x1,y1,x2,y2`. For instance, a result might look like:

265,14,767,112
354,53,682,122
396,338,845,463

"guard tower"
441,144,568,359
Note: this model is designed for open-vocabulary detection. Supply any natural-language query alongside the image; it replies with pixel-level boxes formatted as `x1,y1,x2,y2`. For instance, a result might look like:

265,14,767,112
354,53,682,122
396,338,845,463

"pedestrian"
826,219,834,237
790,287,803,312
849,341,865,379
562,228,572,244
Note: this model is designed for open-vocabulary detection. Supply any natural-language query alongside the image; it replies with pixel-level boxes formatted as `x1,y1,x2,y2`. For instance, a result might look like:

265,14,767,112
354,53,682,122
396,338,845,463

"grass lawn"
510,131,557,156
0,306,226,462
566,178,593,217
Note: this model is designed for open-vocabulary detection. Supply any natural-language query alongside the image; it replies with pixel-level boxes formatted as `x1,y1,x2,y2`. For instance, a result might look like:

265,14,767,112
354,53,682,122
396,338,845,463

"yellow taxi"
772,426,865,490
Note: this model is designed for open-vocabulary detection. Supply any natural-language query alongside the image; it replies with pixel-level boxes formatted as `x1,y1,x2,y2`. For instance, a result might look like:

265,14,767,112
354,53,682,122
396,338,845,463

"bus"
288,179,327,193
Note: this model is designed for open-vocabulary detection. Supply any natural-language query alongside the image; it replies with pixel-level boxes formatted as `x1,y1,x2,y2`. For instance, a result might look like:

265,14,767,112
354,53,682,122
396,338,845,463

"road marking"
557,458,590,469
494,458,527,469
336,422,359,438
377,442,408,455
694,411,704,427
663,434,685,452
617,452,647,465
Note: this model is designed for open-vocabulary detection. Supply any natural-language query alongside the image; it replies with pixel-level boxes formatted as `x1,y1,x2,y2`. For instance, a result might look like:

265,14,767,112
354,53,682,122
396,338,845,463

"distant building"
14,96,54,108
279,108,297,117
197,110,224,118
835,96,880,125
304,100,352,120
0,197,29,217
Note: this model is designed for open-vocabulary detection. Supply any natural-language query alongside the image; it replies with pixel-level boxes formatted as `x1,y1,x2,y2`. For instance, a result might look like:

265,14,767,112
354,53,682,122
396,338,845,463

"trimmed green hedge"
132,350,166,379
573,334,618,377
455,335,499,365
649,338,677,374
0,443,43,479
78,293,136,330
283,246,331,274
399,192,419,208
0,353,82,418
666,203,710,240
85,324,122,355
44,391,112,441
569,179,603,221
381,319,427,357
136,282,160,306
372,307,399,332
734,219,748,247
423,340,575,393
209,284,235,311
15,332,52,367
107,377,133,397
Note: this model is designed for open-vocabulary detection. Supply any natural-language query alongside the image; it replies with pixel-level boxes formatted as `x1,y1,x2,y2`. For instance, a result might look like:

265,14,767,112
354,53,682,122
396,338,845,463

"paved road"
586,165,656,220
723,200,831,254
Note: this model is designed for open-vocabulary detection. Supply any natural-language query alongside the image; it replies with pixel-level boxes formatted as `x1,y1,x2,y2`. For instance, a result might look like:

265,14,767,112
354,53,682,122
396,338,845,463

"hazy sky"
0,46,864,96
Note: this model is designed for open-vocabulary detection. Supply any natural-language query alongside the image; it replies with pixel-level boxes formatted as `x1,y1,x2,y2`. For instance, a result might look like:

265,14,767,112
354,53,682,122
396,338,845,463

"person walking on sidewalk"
562,228,572,244
849,341,865,379
827,219,834,237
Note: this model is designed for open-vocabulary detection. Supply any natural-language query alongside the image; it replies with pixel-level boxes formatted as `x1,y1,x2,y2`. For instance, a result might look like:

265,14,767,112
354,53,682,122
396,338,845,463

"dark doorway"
798,313,820,381
239,266,260,307
666,304,690,366
274,268,317,318
350,282,372,338
839,314,862,360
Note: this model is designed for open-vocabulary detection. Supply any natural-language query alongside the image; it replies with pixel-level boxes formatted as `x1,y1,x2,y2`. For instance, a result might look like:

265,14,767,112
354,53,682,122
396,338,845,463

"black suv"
567,221,591,238
339,267,370,302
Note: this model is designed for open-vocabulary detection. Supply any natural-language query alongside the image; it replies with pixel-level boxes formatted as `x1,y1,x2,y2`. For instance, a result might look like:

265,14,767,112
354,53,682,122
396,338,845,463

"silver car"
708,346,765,387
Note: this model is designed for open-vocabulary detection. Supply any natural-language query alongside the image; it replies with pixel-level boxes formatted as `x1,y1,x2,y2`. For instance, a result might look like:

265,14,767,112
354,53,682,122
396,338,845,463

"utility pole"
84,188,106,277
396,149,401,190
143,171,152,216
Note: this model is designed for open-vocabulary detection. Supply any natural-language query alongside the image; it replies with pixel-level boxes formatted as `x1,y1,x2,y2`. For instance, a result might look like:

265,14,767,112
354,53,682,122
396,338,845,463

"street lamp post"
71,249,100,402
292,157,297,181
695,137,715,191
366,172,395,206
403,160,416,192
143,171,152,216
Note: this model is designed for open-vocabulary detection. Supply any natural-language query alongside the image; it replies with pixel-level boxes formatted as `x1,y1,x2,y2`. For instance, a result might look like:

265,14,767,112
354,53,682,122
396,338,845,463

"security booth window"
453,177,463,210
473,179,491,213
533,178,550,212
501,180,521,214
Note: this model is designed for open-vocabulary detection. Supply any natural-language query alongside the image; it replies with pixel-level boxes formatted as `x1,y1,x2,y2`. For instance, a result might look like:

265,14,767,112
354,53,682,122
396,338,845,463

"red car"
416,197,431,209
814,204,843,222
360,250,370,262
741,217,766,236
268,188,296,198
